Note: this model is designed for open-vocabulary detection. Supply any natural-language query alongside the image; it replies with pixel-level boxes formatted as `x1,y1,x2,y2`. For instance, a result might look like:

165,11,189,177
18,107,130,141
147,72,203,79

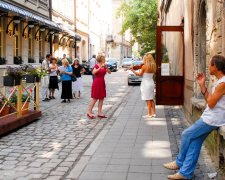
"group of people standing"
41,54,85,103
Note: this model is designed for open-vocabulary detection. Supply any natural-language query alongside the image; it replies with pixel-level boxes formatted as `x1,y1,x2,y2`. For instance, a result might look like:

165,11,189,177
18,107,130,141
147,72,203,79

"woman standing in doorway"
87,55,111,119
71,58,85,98
130,53,156,117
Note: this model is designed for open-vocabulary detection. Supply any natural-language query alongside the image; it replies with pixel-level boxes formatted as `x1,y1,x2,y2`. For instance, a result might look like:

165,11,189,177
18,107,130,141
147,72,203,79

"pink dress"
91,64,106,99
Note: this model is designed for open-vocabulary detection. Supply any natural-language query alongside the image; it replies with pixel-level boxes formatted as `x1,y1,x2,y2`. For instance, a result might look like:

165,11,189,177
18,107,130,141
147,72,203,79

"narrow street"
0,70,216,180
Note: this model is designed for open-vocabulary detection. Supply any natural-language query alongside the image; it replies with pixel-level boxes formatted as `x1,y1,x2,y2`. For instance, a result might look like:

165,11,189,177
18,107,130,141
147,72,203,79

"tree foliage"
117,0,157,56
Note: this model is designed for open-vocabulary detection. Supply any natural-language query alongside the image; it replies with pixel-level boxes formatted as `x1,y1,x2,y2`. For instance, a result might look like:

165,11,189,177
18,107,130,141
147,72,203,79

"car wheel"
128,82,131,86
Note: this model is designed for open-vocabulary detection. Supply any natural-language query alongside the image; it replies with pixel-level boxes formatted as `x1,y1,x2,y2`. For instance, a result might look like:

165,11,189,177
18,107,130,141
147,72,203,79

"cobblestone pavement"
0,69,217,180
0,70,132,180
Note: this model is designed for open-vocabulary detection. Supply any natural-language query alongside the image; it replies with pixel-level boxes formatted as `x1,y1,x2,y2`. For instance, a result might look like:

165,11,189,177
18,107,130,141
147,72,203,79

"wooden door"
156,26,184,105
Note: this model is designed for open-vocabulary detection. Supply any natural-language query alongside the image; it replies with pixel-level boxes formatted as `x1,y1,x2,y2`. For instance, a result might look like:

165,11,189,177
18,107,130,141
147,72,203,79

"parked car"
127,70,142,86
106,58,117,72
82,61,92,75
121,58,133,69
127,61,143,86
132,60,143,67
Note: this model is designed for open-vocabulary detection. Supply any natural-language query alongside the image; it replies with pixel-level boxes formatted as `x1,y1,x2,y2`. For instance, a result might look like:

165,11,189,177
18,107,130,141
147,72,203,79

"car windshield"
122,58,132,62
107,59,117,63
133,61,143,66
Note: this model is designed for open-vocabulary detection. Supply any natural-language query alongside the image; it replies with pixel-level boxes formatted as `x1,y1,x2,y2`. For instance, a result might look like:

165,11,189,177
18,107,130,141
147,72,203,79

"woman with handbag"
87,55,111,119
71,58,86,98
59,59,73,103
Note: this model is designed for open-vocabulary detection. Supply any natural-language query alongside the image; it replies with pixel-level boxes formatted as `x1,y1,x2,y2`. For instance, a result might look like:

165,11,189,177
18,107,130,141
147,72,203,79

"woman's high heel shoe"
87,113,96,119
98,115,107,118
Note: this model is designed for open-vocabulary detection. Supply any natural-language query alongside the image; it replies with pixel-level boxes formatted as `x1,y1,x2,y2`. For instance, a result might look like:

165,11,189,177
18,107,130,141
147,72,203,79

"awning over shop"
0,1,60,30
60,26,82,41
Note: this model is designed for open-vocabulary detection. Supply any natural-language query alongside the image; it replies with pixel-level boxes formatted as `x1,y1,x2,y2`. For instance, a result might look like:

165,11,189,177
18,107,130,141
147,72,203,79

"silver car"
121,58,133,68
128,70,142,85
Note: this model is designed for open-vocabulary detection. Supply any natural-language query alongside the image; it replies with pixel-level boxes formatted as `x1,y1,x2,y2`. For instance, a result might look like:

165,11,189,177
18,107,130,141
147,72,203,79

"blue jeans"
176,119,218,179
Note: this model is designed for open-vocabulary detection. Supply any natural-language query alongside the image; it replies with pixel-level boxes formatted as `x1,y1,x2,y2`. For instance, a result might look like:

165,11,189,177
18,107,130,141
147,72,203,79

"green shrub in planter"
3,66,24,86
28,58,35,63
0,57,6,65
14,56,23,64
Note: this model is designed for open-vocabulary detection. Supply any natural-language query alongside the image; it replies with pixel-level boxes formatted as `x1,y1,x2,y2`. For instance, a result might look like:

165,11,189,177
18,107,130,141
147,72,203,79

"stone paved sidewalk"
73,88,217,180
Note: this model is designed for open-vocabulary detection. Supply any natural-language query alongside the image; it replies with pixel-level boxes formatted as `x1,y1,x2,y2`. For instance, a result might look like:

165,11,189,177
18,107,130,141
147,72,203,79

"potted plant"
0,57,6,65
22,64,47,83
14,56,23,64
3,66,24,86
28,58,35,63
0,99,10,117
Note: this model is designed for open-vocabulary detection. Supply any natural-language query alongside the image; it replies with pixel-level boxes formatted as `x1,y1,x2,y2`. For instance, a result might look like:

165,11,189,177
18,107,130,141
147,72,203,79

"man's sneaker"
168,173,188,179
163,161,179,170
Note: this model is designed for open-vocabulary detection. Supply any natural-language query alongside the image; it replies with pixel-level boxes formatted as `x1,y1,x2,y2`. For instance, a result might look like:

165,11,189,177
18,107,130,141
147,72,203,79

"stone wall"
191,0,225,174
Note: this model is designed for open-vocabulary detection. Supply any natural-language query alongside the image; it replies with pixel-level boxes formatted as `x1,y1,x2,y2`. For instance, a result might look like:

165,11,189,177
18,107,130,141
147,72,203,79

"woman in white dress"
130,53,156,117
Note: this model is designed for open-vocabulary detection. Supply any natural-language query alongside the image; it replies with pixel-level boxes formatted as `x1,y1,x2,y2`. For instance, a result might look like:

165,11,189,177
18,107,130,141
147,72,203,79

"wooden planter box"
22,102,29,115
24,75,40,83
0,106,10,117
3,76,21,86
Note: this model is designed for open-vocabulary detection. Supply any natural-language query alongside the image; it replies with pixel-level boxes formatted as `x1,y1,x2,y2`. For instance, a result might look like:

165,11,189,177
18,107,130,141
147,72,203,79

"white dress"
72,77,83,93
140,73,155,100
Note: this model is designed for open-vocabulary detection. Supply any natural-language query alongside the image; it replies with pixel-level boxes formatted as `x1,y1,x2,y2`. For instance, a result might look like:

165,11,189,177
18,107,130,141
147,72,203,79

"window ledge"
191,97,206,110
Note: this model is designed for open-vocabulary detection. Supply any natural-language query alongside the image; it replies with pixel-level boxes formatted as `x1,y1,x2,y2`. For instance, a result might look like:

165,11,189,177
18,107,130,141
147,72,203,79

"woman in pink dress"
87,55,111,119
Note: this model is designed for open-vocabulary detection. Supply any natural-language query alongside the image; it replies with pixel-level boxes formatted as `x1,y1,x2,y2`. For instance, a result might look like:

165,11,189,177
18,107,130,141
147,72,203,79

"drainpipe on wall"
74,0,77,58
49,0,53,54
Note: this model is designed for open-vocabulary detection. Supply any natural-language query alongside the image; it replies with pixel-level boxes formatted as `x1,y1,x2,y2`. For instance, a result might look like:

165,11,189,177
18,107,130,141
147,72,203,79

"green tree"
117,0,157,56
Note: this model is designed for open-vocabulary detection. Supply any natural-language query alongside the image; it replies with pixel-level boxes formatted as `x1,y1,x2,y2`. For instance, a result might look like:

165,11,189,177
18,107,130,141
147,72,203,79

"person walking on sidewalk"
87,55,111,119
71,58,85,99
41,54,51,102
163,55,225,180
130,53,156,117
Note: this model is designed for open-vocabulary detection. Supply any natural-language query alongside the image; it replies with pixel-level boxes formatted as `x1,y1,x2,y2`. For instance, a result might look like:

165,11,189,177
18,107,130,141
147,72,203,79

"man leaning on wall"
164,55,225,180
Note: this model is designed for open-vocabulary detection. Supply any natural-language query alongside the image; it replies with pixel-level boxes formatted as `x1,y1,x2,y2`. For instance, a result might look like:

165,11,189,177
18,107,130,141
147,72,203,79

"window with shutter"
38,0,48,9
26,0,37,5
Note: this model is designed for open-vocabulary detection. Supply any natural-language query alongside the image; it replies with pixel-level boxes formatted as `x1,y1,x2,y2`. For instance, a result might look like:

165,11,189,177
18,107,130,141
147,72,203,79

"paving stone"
127,172,151,180
55,166,70,172
102,172,127,180
79,171,104,180
105,164,129,172
129,165,151,173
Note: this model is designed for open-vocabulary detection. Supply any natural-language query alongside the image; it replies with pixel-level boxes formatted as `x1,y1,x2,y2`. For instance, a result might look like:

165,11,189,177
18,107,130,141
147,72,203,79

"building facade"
0,0,58,65
106,0,132,63
52,0,81,61
88,0,112,59
158,0,225,172
75,0,89,62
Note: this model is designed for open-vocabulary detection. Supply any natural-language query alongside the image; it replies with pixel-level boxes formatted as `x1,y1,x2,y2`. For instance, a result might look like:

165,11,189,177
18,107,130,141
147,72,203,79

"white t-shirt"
49,64,58,76
89,58,96,68
201,76,225,126
42,59,49,71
